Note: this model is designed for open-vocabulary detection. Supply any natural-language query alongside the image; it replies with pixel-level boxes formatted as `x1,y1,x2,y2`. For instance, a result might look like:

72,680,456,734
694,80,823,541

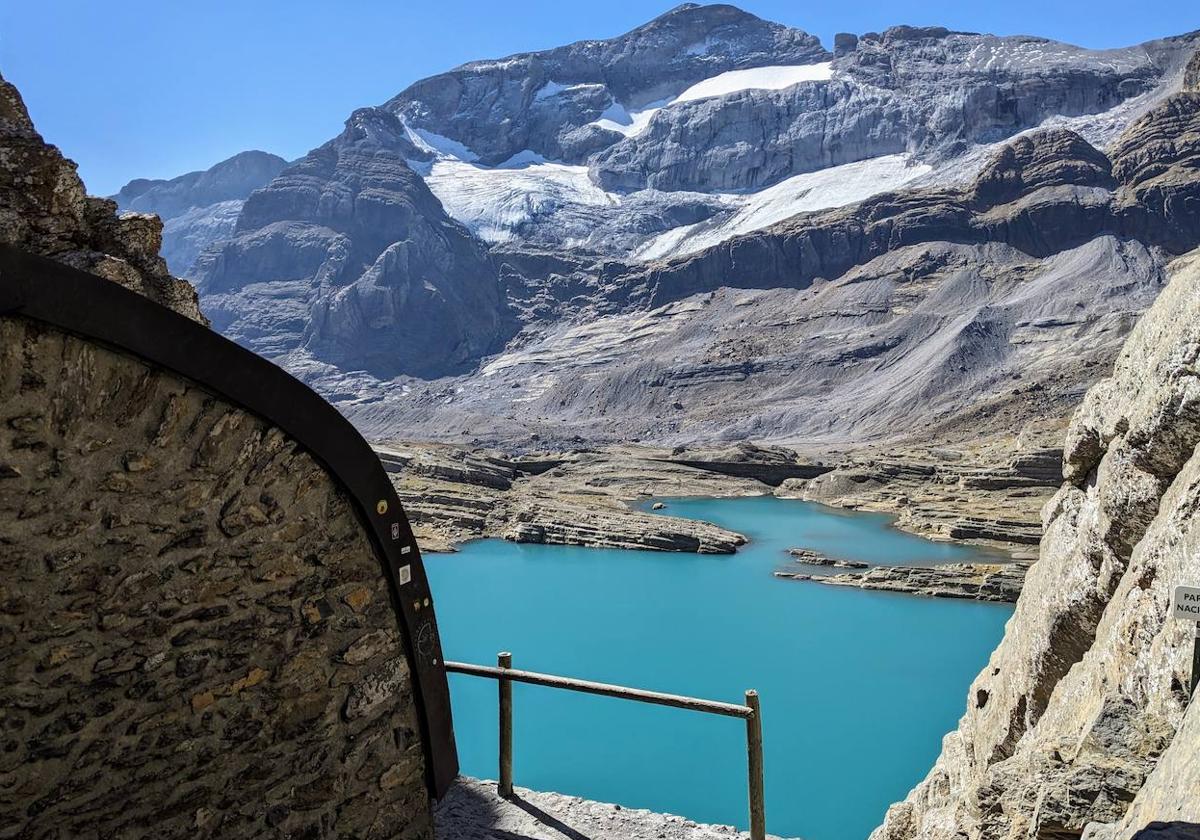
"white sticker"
391,522,400,540
400,545,412,555
398,564,412,586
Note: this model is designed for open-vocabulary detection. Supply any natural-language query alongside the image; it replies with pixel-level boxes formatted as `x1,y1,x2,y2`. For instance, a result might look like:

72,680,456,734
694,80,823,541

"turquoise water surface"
426,495,1012,840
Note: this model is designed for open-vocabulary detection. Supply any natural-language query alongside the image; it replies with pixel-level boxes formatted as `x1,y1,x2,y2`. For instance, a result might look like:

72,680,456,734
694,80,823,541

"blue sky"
3,1,1196,196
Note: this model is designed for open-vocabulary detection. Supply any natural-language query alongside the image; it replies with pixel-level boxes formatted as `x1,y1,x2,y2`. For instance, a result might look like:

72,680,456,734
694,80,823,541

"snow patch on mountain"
425,153,619,243
634,154,931,261
674,62,833,103
402,119,480,162
590,98,672,138
589,62,833,140
534,81,568,100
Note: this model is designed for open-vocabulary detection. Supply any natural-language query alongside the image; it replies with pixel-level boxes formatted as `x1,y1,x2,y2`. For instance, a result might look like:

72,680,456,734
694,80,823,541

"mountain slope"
196,108,509,379
169,6,1200,451
114,150,286,276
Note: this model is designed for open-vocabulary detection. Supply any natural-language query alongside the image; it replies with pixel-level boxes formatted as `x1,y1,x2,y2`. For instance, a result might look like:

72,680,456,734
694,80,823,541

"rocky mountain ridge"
143,6,1199,455
386,3,830,168
113,149,286,276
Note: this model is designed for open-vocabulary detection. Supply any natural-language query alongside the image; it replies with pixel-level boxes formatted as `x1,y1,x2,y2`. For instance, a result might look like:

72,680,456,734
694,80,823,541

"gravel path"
434,778,792,840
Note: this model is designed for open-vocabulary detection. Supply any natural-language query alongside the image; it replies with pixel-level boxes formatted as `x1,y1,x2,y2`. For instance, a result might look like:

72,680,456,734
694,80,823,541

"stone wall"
0,316,432,839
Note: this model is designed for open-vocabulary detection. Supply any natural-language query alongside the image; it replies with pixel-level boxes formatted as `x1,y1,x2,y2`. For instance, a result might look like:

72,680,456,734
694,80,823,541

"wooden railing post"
745,689,766,840
498,651,514,798
446,658,767,831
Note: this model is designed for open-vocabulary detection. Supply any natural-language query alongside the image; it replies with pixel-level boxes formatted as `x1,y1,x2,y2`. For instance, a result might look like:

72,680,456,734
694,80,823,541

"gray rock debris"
435,777,793,840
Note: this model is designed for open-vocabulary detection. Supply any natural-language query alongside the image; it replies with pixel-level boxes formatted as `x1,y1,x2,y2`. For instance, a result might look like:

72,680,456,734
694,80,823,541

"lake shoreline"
377,438,1058,564
428,495,1015,839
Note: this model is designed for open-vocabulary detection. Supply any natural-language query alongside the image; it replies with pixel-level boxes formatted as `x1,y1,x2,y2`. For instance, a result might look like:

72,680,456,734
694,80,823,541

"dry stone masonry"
0,318,433,839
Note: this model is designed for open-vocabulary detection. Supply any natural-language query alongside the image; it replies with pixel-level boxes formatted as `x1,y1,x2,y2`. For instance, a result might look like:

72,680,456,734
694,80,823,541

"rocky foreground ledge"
434,777,792,840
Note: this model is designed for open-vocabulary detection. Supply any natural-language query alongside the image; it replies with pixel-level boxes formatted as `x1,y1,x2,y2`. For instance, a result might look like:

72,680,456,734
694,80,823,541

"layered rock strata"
777,562,1028,603
377,442,756,554
873,249,1200,838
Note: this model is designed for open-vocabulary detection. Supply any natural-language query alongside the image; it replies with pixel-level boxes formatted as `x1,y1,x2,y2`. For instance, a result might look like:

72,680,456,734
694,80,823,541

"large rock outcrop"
0,73,204,323
114,150,287,276
195,108,510,378
872,249,1200,838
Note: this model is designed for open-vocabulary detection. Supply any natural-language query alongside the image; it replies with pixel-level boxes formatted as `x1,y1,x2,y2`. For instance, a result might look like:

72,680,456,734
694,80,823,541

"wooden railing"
445,653,767,840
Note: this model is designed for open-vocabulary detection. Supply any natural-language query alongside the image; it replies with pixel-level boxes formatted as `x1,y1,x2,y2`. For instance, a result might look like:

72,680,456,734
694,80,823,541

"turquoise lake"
426,495,1013,840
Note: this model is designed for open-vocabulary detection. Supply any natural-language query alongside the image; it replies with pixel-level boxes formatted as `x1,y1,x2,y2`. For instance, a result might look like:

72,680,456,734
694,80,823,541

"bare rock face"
194,107,510,378
114,150,287,276
1185,50,1200,93
1110,93,1200,253
618,114,1200,313
115,150,287,221
589,27,1171,193
0,73,205,323
385,3,829,167
872,249,1200,839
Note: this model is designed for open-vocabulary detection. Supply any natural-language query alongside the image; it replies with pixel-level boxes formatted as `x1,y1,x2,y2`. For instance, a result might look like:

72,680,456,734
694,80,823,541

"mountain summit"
107,7,1200,451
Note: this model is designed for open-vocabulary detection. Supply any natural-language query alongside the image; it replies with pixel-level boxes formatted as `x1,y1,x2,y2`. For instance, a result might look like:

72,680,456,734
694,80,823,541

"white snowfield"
405,69,930,259
674,62,833,103
591,98,672,138
588,61,833,139
424,152,618,243
634,155,932,261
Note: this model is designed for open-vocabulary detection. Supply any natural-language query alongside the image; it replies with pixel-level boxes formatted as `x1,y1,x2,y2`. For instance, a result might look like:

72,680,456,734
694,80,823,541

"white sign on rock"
1172,585,1200,621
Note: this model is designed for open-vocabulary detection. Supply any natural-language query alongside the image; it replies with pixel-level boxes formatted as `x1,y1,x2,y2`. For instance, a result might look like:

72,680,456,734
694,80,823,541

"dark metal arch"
0,245,458,799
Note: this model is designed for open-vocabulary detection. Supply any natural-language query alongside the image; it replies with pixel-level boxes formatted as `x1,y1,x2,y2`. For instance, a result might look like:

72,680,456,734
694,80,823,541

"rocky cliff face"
873,249,1200,838
590,26,1167,193
385,3,828,167
114,150,286,276
196,108,510,378
0,73,205,322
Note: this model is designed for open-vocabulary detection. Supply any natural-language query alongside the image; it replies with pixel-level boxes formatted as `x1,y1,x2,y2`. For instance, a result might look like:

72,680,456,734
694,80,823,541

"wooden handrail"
444,660,754,718
445,654,767,840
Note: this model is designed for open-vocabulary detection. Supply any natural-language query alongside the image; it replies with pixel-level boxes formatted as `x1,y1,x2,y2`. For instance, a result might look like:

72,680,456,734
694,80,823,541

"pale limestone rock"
873,250,1200,839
